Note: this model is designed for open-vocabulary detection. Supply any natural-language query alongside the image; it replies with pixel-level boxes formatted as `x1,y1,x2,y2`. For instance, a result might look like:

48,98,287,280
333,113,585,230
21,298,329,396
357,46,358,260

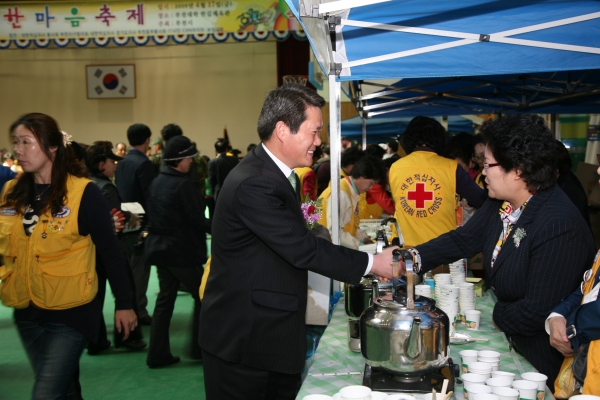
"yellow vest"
294,167,317,200
358,192,382,219
0,175,97,310
389,151,457,247
318,177,359,237
475,171,485,189
199,255,211,300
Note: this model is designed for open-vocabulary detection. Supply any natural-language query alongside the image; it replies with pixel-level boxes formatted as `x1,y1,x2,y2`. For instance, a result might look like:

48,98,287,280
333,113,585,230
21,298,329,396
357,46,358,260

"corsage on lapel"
513,227,527,248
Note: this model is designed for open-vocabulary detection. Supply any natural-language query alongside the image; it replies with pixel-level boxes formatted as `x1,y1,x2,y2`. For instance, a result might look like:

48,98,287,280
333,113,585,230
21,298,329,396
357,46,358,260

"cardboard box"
466,277,486,297
468,253,484,271
575,162,600,207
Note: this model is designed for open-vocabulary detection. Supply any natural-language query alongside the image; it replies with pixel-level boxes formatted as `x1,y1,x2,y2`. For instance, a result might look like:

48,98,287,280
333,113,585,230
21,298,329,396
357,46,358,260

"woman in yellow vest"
0,113,136,399
318,155,387,249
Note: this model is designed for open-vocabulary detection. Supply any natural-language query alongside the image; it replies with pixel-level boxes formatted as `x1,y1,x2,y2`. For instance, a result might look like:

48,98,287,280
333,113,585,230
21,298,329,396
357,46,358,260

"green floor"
0,266,206,400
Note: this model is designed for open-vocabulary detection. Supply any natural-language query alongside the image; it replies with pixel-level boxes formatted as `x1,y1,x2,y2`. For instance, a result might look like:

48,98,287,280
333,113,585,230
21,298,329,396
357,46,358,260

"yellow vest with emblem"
317,177,359,237
0,175,97,310
389,151,457,248
358,192,382,219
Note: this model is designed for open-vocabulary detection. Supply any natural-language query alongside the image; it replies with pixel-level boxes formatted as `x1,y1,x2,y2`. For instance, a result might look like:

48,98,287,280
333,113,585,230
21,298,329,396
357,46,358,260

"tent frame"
295,0,600,245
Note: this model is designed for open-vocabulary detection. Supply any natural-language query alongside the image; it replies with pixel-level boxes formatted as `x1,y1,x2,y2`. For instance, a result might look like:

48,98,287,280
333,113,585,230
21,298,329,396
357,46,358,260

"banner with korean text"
0,1,301,41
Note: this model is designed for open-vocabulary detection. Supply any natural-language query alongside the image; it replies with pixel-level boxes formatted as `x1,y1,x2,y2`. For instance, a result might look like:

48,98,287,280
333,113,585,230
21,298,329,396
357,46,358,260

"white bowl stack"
468,361,494,379
437,284,459,330
478,350,501,371
433,273,452,299
449,259,467,285
458,282,476,315
415,284,432,298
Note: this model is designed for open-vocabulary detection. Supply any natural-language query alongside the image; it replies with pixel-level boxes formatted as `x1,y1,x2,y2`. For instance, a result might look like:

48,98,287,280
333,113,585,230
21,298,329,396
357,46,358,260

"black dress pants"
146,265,203,366
201,349,301,400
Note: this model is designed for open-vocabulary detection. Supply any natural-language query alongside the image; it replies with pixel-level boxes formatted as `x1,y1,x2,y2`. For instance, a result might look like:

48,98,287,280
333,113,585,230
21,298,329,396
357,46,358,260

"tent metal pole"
362,116,367,149
329,75,342,246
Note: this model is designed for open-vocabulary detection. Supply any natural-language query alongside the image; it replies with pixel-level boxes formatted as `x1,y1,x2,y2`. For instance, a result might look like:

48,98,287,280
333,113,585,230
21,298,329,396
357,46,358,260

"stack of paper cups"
478,350,501,371
433,273,452,299
437,284,459,332
415,284,432,298
449,259,467,284
458,282,476,318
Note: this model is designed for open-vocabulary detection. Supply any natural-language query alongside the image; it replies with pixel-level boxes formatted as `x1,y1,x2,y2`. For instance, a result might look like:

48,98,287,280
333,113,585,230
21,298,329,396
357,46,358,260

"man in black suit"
116,123,155,325
207,139,239,201
199,84,396,400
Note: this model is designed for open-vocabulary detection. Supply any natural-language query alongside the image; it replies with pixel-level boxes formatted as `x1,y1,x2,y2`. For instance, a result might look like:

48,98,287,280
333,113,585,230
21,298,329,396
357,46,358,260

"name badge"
54,206,70,218
1,208,16,216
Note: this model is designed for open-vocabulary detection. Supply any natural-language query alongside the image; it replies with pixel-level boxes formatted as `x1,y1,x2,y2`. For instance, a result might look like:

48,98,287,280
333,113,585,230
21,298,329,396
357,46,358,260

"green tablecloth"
296,291,555,399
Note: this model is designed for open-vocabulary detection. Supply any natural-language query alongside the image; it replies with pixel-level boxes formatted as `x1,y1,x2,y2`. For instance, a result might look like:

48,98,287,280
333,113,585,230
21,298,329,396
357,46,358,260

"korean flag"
86,65,136,99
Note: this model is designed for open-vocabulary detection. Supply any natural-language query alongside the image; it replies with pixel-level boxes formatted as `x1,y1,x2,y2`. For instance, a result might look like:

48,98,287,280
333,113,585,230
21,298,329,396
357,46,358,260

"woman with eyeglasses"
397,114,596,386
548,159,600,396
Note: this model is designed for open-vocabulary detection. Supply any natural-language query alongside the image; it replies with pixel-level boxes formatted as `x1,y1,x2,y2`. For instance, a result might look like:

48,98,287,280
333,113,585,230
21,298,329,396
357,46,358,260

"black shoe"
147,356,180,369
116,339,147,351
87,340,111,355
139,315,152,326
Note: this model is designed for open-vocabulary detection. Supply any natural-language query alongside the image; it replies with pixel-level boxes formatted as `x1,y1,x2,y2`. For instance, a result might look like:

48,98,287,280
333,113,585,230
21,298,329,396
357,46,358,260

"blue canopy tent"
348,71,600,118
285,0,600,243
337,115,475,145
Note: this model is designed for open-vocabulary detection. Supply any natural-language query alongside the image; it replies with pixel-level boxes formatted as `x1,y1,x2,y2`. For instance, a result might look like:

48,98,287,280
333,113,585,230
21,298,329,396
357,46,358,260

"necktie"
288,172,297,192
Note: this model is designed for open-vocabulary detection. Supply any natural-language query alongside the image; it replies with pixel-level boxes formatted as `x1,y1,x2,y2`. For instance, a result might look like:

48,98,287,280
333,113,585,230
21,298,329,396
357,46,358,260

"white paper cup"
492,386,520,400
303,395,334,400
466,383,493,400
339,385,372,400
370,393,388,400
479,360,500,372
423,394,445,400
486,378,513,388
478,357,501,363
468,362,493,373
460,350,479,374
520,372,547,400
471,394,500,400
478,350,501,358
462,372,488,397
492,371,515,383
387,395,415,400
465,310,481,330
512,380,538,400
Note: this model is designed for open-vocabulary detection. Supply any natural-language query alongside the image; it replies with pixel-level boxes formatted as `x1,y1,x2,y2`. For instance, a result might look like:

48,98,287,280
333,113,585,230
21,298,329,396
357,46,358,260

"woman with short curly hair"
403,114,596,385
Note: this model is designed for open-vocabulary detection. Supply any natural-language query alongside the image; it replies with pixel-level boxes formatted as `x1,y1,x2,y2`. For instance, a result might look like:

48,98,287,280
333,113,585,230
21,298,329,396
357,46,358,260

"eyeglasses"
484,163,500,170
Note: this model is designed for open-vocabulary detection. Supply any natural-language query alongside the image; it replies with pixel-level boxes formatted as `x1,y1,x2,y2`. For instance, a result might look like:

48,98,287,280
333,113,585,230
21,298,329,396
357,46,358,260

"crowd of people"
0,84,598,399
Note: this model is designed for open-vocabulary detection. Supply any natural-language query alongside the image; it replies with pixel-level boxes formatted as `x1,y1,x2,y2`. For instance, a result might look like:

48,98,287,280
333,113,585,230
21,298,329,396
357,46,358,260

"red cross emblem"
407,182,434,209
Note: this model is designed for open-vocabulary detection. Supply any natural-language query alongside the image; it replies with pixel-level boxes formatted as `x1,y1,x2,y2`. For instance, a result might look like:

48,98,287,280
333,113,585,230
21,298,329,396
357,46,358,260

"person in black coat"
397,115,596,386
554,139,592,232
207,139,239,201
85,141,147,354
115,123,155,324
144,136,211,368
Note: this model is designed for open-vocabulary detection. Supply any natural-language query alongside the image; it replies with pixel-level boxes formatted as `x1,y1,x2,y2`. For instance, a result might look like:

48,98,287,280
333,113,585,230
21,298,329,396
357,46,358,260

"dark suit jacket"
207,153,239,200
415,184,596,383
199,144,369,374
552,251,600,351
115,149,155,212
144,168,211,268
